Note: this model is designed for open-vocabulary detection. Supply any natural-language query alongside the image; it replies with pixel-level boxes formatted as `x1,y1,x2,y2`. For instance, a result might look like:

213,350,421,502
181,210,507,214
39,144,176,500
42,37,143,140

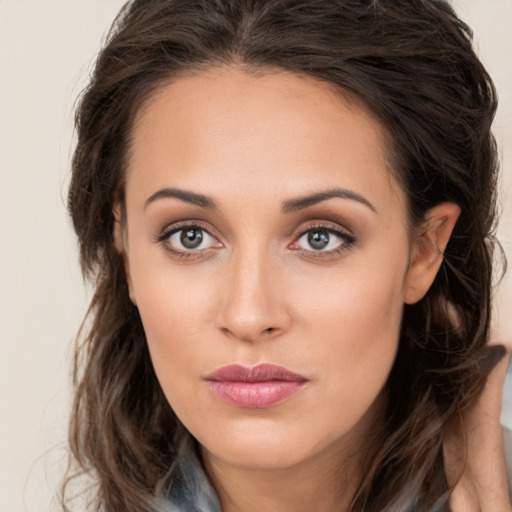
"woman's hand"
444,344,511,511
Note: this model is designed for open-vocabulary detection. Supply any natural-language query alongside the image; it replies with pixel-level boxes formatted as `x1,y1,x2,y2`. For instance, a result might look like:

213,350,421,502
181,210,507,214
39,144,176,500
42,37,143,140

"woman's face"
121,67,413,472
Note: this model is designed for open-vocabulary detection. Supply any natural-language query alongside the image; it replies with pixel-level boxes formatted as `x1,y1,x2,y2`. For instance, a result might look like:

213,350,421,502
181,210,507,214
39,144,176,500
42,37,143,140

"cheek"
134,277,207,336
299,263,405,420
299,258,405,352
128,257,219,402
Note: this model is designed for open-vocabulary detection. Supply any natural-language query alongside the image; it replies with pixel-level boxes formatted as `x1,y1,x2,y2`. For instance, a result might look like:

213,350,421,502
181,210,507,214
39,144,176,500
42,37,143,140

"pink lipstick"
205,364,307,408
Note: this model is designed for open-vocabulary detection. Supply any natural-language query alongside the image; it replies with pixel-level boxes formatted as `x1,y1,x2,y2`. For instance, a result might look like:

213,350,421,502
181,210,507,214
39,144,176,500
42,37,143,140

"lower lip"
207,380,305,408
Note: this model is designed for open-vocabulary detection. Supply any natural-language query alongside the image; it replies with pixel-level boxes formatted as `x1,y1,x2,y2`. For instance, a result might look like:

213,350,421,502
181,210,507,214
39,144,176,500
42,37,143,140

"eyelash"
154,221,218,260
154,221,356,260
292,224,356,259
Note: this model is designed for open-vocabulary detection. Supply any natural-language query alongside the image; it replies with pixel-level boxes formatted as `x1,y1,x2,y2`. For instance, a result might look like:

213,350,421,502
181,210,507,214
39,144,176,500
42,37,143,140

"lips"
205,364,308,408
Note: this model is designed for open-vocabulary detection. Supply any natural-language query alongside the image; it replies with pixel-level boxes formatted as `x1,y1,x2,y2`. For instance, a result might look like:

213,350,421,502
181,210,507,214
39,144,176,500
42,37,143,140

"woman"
63,0,511,510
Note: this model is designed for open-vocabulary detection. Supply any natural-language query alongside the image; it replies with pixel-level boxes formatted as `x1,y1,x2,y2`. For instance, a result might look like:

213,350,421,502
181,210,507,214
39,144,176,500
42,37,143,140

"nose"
215,245,291,343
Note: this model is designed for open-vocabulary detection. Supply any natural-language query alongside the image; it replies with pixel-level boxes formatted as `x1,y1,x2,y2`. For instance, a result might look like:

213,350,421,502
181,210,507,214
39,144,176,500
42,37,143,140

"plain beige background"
0,1,510,511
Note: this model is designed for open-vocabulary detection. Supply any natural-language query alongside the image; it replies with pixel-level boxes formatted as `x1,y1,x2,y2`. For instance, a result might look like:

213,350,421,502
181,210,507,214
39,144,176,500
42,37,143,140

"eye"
290,225,355,256
170,227,211,249
156,224,222,258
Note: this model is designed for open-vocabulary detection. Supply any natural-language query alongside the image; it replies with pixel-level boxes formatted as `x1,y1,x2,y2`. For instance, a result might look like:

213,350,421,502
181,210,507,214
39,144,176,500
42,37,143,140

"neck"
201,434,363,512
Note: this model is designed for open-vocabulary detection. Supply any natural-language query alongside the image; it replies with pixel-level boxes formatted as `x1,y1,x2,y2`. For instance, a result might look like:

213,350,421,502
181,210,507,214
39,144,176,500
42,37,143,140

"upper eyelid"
156,220,217,241
294,221,355,243
294,224,355,248
296,222,352,236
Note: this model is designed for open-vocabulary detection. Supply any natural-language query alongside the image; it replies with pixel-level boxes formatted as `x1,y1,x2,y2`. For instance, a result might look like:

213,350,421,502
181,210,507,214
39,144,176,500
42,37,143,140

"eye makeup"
153,218,357,262
153,220,222,260
289,222,356,260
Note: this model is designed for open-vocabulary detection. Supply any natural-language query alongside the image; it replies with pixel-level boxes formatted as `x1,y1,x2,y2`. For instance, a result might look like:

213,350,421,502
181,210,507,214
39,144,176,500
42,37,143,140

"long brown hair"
64,1,501,510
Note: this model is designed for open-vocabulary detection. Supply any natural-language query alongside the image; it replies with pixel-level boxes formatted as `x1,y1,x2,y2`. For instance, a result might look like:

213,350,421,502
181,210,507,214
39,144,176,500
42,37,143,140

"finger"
447,346,511,511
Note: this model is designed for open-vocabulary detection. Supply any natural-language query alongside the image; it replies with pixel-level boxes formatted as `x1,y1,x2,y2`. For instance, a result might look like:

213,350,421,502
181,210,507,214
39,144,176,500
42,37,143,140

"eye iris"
180,228,203,249
308,230,330,250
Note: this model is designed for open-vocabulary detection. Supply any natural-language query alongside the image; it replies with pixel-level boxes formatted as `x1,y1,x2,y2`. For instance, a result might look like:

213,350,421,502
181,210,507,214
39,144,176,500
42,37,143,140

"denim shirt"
156,434,222,512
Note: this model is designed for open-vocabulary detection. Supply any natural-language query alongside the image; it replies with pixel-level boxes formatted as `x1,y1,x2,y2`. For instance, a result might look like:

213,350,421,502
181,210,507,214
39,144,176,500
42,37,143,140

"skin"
113,66,504,512
445,349,512,511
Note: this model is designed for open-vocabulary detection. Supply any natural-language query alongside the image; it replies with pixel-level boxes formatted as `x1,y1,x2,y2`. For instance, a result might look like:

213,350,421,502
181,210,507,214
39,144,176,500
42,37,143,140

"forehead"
126,66,404,215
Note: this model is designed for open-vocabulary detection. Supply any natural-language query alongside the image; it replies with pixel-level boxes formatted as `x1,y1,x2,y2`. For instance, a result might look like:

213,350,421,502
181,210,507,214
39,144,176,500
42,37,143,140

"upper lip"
205,363,308,383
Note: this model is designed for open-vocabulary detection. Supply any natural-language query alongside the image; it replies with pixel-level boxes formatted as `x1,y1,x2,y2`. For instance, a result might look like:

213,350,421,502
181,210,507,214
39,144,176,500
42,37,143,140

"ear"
113,205,137,305
403,202,461,305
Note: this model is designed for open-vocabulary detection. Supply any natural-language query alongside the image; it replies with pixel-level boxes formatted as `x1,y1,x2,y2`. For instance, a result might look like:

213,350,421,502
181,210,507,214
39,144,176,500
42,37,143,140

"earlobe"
403,202,461,305
113,206,137,306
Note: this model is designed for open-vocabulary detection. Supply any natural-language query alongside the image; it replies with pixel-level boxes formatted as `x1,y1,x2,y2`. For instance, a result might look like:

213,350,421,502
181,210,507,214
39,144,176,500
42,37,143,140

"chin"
195,416,350,473
204,440,308,471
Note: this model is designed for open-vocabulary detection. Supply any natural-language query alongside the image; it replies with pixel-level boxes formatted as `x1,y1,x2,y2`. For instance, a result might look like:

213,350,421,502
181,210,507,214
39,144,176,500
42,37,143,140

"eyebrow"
144,186,376,214
281,187,377,214
144,188,219,211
